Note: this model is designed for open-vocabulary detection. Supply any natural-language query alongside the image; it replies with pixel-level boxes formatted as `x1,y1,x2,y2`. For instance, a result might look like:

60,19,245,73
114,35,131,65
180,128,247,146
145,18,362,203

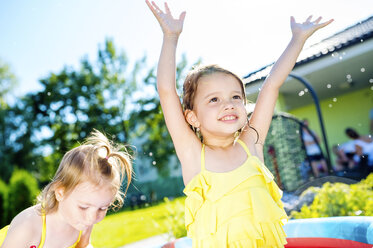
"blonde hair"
182,64,247,111
37,129,132,214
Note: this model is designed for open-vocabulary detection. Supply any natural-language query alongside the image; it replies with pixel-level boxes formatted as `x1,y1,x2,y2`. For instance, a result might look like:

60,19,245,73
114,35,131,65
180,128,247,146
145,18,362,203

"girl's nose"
86,211,99,225
223,99,234,110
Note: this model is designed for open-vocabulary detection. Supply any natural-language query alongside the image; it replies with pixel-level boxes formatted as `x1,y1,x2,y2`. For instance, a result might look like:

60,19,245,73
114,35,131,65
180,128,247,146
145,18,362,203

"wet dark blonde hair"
182,64,247,111
37,129,132,214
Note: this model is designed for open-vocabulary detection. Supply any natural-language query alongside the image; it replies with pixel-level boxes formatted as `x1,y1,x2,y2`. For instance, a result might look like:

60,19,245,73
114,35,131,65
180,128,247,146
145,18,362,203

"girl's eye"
209,97,218,103
100,207,108,211
79,206,88,210
233,95,241,100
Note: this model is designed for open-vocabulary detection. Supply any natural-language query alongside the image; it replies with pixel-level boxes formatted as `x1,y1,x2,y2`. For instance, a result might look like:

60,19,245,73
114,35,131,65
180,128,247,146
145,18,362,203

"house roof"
243,15,373,84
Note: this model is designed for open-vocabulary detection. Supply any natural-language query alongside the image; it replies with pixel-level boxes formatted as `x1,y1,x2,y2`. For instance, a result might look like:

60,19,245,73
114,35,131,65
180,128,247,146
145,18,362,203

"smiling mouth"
219,115,237,121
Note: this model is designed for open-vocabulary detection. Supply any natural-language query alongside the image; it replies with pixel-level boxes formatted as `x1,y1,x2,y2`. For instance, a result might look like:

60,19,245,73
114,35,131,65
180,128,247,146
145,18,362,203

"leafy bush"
7,169,39,221
155,197,186,240
291,173,373,218
0,180,8,227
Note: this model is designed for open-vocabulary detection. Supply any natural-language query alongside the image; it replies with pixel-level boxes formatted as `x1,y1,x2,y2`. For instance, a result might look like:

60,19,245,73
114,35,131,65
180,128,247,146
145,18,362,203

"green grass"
91,197,185,248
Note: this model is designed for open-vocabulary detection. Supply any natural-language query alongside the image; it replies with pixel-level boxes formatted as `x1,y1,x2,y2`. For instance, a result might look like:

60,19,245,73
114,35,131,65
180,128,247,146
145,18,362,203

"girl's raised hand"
290,16,333,40
146,0,186,37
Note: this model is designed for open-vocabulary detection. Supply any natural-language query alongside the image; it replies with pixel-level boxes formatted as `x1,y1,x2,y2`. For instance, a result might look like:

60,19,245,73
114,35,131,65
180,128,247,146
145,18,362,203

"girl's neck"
47,210,78,235
203,135,236,149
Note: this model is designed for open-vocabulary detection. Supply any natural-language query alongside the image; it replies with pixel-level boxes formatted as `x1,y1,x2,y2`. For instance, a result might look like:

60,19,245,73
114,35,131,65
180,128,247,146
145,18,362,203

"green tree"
129,55,193,176
0,59,20,182
0,59,17,100
0,179,8,227
7,169,39,223
22,39,143,182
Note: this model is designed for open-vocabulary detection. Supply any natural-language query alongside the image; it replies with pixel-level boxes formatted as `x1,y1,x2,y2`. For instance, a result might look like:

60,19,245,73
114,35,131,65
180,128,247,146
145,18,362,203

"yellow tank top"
183,139,288,248
0,212,81,247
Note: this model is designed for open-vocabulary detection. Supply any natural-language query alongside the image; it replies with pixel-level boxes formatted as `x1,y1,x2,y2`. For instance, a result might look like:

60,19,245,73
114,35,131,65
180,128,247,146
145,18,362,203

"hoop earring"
196,127,202,140
234,130,240,139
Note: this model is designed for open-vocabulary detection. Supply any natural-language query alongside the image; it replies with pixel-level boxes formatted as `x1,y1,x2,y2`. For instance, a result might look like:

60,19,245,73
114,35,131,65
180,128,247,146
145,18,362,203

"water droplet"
328,104,332,108
371,86,373,91
360,39,364,42
298,91,305,96
333,98,337,102
369,79,373,83
347,78,353,83
296,130,299,134
47,92,51,96
152,161,157,165
327,84,331,88
149,152,153,156
360,67,365,72
339,56,343,60
346,74,352,79
304,88,308,92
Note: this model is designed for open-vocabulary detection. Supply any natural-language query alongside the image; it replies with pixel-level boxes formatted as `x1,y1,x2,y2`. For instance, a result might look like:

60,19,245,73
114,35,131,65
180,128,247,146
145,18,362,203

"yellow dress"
183,139,288,248
0,212,81,247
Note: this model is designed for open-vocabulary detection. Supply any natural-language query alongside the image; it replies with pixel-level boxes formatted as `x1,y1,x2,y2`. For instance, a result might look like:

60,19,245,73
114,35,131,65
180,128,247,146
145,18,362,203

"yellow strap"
38,214,46,248
38,213,81,248
236,139,274,182
201,143,206,171
236,139,252,157
68,231,82,248
0,225,10,246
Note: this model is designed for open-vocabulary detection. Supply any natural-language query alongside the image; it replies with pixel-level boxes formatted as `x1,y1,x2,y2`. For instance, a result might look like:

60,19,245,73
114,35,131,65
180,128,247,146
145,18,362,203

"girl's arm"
76,225,93,248
243,16,333,146
146,1,201,183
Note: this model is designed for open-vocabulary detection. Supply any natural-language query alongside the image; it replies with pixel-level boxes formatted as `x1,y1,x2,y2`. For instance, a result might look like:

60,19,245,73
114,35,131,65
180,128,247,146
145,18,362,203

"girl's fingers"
146,0,159,17
151,1,163,13
179,11,186,22
306,15,313,22
164,2,171,15
317,19,334,29
313,16,322,24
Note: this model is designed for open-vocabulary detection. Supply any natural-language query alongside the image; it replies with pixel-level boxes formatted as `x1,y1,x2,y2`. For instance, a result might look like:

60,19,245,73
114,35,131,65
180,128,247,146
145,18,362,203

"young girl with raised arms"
0,129,132,248
146,1,332,247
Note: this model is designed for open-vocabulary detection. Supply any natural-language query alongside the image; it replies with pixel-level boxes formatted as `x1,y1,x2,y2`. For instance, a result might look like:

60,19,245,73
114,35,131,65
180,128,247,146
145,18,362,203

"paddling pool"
159,216,373,248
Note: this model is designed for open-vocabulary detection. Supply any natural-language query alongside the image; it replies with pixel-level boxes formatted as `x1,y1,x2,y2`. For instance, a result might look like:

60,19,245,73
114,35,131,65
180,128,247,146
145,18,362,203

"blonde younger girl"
147,1,332,247
0,129,132,248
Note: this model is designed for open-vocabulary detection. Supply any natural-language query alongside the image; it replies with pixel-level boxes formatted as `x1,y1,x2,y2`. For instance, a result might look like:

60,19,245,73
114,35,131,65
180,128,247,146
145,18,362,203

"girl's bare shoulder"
4,205,42,245
239,123,260,146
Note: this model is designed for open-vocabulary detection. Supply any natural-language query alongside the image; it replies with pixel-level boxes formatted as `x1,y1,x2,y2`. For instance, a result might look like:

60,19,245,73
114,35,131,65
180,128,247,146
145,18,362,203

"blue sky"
1,0,372,97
